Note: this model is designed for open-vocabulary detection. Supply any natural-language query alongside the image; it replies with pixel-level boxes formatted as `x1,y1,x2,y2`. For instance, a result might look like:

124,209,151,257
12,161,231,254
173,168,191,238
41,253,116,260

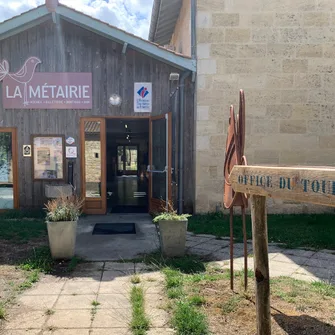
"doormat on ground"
92,223,136,235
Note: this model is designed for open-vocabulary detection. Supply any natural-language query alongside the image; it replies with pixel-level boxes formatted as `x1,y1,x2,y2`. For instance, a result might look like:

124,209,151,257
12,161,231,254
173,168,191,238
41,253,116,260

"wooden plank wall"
0,19,195,211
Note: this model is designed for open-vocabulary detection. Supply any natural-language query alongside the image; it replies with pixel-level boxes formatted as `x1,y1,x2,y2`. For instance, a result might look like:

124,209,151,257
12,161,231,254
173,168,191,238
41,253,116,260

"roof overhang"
149,0,182,45
0,4,196,72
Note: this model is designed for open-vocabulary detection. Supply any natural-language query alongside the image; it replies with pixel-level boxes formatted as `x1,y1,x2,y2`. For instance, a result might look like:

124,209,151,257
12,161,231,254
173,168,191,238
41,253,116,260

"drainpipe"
178,71,191,214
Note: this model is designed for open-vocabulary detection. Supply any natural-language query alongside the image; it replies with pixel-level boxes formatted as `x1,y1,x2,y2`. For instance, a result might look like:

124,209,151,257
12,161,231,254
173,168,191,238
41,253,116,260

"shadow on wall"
273,313,335,335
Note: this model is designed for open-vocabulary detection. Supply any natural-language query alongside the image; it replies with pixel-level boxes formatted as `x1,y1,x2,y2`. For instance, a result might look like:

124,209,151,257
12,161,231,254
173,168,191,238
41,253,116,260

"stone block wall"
196,0,335,213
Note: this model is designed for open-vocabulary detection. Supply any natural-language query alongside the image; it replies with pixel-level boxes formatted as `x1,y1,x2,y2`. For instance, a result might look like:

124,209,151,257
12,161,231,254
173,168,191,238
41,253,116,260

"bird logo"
0,56,42,106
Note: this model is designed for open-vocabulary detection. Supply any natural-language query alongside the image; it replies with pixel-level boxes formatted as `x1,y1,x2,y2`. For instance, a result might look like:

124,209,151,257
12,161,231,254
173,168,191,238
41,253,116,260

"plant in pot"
153,203,191,257
45,195,84,260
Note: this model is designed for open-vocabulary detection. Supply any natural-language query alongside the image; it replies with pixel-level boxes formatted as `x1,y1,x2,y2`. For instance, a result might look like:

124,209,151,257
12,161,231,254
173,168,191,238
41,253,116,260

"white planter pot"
47,220,77,259
158,220,188,257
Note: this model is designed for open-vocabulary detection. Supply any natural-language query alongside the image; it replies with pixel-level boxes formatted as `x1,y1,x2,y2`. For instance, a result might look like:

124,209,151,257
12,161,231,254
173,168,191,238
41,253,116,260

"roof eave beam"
0,6,50,41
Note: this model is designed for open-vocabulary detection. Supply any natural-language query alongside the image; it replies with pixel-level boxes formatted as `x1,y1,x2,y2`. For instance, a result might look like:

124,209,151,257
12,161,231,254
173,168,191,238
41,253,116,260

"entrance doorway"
0,128,18,210
106,119,149,213
80,114,172,214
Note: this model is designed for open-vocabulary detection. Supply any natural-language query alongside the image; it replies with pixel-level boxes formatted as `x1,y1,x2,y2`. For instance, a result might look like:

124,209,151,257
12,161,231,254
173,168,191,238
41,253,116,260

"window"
33,136,64,180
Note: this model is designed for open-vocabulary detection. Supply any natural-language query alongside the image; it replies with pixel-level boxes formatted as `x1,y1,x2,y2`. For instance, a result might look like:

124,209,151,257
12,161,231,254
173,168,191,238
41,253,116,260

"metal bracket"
52,12,58,24
122,42,128,54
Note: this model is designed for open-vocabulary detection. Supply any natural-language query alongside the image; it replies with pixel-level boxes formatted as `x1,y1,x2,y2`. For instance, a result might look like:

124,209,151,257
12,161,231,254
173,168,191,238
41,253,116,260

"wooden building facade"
0,2,196,214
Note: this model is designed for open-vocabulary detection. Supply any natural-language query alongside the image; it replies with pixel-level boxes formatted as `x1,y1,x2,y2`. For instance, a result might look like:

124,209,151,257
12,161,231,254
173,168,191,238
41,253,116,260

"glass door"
149,113,172,213
80,118,106,214
117,145,138,175
0,128,18,209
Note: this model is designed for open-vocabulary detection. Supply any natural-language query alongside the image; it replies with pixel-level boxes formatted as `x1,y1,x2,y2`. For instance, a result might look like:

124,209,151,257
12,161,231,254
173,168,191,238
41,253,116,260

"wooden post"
251,195,271,335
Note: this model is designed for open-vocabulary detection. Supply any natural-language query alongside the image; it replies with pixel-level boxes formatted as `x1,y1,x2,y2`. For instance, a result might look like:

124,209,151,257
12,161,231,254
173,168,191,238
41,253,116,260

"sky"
0,0,154,39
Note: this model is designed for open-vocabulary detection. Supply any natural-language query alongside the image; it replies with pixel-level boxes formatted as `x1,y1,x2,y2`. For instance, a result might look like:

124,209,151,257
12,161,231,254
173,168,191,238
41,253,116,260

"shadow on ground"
274,313,335,335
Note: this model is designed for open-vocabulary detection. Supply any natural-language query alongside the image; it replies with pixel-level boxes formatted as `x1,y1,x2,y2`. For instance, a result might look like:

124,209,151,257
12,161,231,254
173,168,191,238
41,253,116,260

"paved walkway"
2,228,334,334
186,232,335,284
75,214,159,261
2,262,173,335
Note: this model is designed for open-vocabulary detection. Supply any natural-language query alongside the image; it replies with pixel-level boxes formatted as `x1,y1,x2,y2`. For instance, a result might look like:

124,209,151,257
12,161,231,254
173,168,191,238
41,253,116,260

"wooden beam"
229,165,335,207
251,195,271,335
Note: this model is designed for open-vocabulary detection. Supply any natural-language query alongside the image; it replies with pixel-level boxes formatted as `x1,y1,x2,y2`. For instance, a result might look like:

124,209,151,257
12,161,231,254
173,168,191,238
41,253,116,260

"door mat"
92,223,136,235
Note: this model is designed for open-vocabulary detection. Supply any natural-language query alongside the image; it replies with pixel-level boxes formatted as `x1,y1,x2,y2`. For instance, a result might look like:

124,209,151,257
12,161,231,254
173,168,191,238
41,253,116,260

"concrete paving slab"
22,282,65,296
97,293,130,309
98,281,131,294
196,243,224,252
104,262,136,272
282,249,316,258
54,294,96,309
295,266,334,280
305,258,335,269
68,272,102,282
61,281,100,295
46,309,92,328
91,309,131,328
91,329,131,335
101,270,132,282
74,262,104,272
13,295,58,310
4,330,42,335
43,329,90,335
4,310,47,330
271,253,309,266
313,251,335,261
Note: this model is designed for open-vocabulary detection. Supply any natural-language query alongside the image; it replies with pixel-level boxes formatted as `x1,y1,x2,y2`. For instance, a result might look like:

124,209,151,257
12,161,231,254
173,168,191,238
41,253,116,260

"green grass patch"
0,218,46,243
20,246,54,273
131,275,141,284
221,294,242,315
188,295,206,306
188,212,335,250
142,252,206,274
271,277,335,306
171,301,209,335
310,281,335,298
130,286,150,335
0,303,5,320
167,287,184,299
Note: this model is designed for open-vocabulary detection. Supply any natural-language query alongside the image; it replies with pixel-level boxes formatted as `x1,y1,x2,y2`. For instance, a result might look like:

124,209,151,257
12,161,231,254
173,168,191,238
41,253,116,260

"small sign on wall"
23,145,31,157
66,137,75,145
66,146,77,158
134,82,152,113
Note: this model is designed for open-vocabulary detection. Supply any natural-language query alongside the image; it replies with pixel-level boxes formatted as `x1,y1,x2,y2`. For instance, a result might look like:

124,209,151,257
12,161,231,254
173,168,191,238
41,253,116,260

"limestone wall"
170,0,192,55
196,0,335,213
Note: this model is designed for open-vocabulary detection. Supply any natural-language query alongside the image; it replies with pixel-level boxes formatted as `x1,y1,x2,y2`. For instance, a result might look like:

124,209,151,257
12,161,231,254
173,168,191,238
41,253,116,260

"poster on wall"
66,146,77,158
23,145,31,157
134,82,152,113
33,136,64,179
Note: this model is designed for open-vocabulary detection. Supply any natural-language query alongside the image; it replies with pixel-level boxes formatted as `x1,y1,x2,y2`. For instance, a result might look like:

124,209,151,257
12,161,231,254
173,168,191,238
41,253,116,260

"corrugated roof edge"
0,3,193,62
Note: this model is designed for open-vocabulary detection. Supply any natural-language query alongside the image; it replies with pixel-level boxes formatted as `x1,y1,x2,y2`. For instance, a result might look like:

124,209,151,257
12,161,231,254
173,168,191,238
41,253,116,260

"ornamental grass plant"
45,195,84,222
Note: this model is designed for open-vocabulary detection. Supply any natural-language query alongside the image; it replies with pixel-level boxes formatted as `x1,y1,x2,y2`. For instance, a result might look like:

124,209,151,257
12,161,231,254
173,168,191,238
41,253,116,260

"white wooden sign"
134,82,152,113
229,165,335,207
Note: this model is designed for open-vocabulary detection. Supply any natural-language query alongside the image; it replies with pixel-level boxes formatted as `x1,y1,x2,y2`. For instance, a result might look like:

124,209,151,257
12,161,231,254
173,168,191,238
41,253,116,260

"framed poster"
32,136,65,180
